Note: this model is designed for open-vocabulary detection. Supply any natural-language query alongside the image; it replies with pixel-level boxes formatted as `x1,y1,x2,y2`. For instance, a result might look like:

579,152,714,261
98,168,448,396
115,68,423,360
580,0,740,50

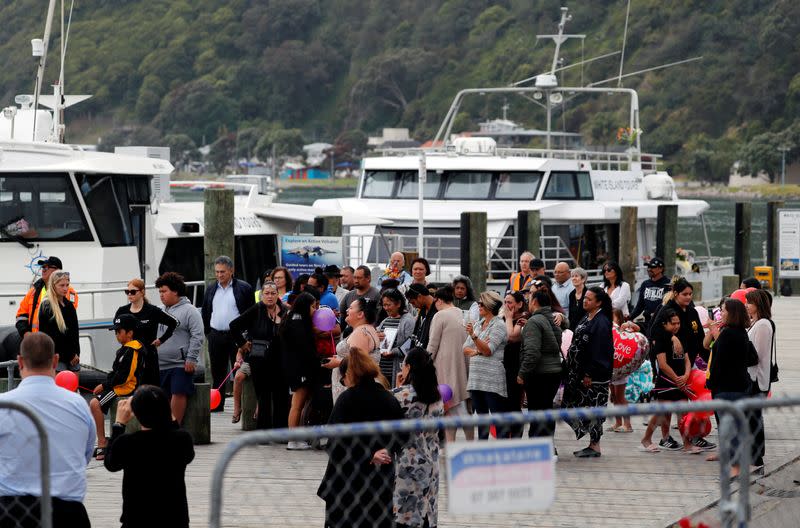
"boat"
314,7,733,301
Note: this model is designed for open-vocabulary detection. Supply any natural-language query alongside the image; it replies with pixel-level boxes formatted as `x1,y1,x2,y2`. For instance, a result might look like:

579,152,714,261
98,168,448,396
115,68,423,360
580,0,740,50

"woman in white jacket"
745,288,775,468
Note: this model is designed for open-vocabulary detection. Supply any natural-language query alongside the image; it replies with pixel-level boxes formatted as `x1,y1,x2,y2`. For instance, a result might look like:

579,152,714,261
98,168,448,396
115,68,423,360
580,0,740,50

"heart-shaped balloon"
612,327,649,381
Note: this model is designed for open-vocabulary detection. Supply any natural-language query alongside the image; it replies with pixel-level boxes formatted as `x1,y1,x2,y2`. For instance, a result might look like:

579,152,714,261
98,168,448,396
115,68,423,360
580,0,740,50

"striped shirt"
464,316,509,397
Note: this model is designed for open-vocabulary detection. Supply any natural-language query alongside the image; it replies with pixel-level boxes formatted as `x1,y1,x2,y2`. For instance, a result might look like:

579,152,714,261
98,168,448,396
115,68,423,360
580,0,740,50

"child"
640,309,698,454
89,314,144,460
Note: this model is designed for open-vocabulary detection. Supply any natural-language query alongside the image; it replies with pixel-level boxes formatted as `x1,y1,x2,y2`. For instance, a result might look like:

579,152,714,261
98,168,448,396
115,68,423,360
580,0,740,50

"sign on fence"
446,438,555,514
779,209,800,278
279,236,342,279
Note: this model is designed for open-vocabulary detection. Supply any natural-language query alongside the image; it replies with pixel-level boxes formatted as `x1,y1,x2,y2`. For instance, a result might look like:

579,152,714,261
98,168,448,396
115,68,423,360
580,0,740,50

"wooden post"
182,382,211,445
204,189,234,383
401,251,418,272
460,212,488,293
656,205,678,278
767,201,784,294
241,377,258,431
734,202,752,281
619,207,638,286
517,210,541,259
722,275,740,297
689,281,703,304
604,224,619,263
314,216,343,237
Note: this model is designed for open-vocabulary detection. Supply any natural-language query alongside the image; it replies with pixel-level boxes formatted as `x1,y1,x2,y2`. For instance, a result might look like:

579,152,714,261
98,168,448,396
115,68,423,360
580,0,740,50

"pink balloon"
695,306,709,326
312,307,337,332
210,388,222,410
560,329,573,359
55,370,79,392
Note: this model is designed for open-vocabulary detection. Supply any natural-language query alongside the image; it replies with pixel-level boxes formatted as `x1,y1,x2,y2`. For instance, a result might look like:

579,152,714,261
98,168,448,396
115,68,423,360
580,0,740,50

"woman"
377,289,415,388
530,277,567,327
503,291,528,437
464,291,508,440
104,385,194,528
229,281,288,429
561,286,614,457
37,271,80,372
603,261,631,318
279,292,319,450
745,288,774,468
452,275,479,321
114,278,178,386
399,258,430,296
707,299,754,478
568,267,588,330
270,266,293,298
317,347,404,528
517,290,563,444
393,347,444,528
324,297,381,402
283,273,309,303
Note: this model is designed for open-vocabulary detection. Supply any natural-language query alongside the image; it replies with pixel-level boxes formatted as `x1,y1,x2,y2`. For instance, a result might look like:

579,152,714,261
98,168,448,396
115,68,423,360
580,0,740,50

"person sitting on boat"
376,252,412,288
506,252,542,293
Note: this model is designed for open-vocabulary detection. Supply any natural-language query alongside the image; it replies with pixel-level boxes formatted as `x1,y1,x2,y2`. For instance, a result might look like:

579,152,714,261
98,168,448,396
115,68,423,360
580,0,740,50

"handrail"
0,280,206,299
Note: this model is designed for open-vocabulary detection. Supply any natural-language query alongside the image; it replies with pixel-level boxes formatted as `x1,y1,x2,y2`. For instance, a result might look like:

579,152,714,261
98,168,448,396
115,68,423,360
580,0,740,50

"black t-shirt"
653,333,686,388
114,302,178,345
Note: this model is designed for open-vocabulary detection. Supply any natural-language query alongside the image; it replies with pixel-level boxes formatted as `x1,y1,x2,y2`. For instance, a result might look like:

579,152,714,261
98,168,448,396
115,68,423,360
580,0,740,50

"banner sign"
279,236,342,279
446,438,555,514
778,210,800,278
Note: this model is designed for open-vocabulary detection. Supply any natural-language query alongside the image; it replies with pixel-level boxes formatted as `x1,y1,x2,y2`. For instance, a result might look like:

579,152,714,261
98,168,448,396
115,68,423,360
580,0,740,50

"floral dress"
392,385,444,527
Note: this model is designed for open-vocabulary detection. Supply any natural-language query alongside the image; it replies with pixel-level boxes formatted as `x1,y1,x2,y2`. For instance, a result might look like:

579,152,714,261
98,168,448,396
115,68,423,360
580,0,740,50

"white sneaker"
287,441,311,451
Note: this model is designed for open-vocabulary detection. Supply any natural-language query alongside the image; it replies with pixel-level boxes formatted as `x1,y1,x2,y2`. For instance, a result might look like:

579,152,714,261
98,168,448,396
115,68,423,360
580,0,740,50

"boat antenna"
32,0,58,141
510,51,621,87
588,56,704,87
536,7,584,79
617,0,631,87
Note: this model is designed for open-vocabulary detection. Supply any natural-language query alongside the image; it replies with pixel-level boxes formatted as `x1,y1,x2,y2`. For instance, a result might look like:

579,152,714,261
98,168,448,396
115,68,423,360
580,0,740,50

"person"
324,297,382,402
324,265,348,303
15,255,78,337
269,266,293,299
89,314,145,460
279,292,320,449
503,291,528,437
155,272,204,425
317,347,404,527
340,266,355,291
308,270,340,311
463,291,508,440
740,277,761,289
530,277,568,328
393,347,444,528
640,309,699,454
406,284,437,348
608,309,635,433
104,385,195,528
398,257,431,295
603,261,631,318
568,267,588,330
745,289,774,468
229,281,288,429
37,271,80,373
552,262,575,316
562,286,614,457
339,265,380,335
376,289,415,388
201,255,255,412
507,251,536,293
0,333,94,528
518,290,563,443
284,273,310,304
114,277,178,386
530,258,546,277
707,299,755,478
427,285,473,442
376,251,412,287
629,257,671,334
452,275,480,321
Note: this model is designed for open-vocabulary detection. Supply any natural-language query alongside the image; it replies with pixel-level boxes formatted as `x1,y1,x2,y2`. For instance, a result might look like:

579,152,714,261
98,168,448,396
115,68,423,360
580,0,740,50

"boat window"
396,171,441,199
362,171,396,198
0,174,92,242
443,172,492,199
78,174,151,247
543,171,593,200
494,172,543,199
576,172,593,199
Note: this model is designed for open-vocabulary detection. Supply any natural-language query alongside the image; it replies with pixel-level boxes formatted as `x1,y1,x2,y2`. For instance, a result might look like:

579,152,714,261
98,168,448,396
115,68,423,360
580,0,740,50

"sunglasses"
124,289,140,295
477,301,485,307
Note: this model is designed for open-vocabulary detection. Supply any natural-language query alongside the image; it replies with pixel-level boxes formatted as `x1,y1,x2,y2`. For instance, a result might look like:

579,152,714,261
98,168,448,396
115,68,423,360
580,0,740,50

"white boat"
314,7,732,301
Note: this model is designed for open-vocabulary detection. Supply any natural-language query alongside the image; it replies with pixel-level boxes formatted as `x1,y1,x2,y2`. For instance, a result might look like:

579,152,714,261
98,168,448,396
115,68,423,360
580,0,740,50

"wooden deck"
83,296,800,527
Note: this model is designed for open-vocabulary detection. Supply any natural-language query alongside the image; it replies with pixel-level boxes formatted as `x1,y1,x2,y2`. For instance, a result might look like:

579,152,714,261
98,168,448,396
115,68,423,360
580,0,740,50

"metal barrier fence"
0,400,52,528
208,397,798,528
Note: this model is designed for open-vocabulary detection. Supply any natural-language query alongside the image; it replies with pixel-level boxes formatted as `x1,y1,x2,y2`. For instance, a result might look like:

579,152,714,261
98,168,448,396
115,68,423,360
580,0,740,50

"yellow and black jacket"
102,340,143,396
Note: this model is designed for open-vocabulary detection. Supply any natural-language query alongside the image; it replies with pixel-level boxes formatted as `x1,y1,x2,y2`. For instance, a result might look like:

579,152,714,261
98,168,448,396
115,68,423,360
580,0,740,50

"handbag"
768,320,779,384
249,339,270,360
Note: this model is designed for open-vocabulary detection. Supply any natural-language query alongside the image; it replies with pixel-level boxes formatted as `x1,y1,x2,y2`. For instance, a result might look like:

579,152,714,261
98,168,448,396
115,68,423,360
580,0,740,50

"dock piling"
461,212,488,293
656,205,678,278
734,202,752,281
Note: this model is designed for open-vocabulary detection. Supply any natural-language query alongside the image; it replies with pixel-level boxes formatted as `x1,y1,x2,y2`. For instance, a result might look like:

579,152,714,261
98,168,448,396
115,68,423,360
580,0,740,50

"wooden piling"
204,189,235,284
619,207,638,285
241,377,258,431
767,201,784,294
656,205,678,278
460,212,488,293
722,275,740,297
313,216,343,237
517,211,541,259
734,202,752,281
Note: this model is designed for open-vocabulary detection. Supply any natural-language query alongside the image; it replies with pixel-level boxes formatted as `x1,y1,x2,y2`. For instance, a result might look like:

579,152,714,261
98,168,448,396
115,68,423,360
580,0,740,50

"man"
324,265,349,303
15,256,78,337
405,283,437,349
507,251,538,293
552,261,575,315
375,252,412,287
630,257,671,334
0,333,94,527
156,272,204,425
339,265,380,331
531,258,546,277
201,256,255,411
308,271,340,311
340,266,355,291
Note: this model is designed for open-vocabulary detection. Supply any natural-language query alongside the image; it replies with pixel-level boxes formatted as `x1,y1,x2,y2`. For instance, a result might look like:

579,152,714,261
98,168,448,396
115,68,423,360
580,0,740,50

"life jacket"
508,272,533,292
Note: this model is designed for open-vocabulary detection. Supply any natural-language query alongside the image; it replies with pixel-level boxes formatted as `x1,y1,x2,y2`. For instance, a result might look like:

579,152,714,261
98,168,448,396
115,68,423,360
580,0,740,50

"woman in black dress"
38,271,80,372
567,267,588,331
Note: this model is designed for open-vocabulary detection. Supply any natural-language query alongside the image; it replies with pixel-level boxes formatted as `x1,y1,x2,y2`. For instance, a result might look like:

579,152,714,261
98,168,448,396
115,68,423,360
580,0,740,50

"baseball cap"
109,314,139,332
37,256,63,269
406,283,431,298
647,257,665,269
323,264,342,277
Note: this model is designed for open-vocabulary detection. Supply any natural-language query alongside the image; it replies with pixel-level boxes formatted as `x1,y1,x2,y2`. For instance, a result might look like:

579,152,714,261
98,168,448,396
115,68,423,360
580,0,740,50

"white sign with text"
779,210,800,278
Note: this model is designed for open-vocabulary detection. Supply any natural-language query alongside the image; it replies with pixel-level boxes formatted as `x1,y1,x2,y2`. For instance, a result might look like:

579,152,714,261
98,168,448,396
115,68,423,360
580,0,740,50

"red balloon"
693,390,713,419
210,388,222,410
55,370,79,392
730,288,756,305
679,413,712,438
687,369,707,398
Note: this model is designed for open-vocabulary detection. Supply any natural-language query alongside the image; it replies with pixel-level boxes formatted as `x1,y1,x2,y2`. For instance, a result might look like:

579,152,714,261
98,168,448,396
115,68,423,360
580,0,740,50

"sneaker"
286,441,311,451
692,438,717,451
659,436,682,450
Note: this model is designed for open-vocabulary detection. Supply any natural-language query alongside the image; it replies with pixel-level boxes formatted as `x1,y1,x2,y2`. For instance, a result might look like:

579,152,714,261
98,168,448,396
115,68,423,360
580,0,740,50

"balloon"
693,391,713,419
438,384,453,403
560,330,573,359
312,307,337,332
55,370,79,392
687,369,708,398
679,412,712,438
210,388,222,410
489,425,498,438
730,288,756,305
612,327,649,381
695,306,709,326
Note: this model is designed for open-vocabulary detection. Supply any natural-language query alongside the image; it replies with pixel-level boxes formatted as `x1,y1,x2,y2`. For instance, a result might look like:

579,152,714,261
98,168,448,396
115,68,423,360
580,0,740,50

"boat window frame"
360,169,544,200
542,171,594,200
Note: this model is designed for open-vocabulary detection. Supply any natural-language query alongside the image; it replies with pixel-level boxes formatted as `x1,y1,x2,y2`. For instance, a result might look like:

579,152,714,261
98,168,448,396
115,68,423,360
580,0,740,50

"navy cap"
647,257,665,269
109,314,139,332
37,256,63,269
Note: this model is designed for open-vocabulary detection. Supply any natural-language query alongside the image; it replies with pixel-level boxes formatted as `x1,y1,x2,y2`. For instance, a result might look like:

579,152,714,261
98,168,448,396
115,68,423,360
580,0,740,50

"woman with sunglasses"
602,261,631,318
37,270,80,372
114,278,178,385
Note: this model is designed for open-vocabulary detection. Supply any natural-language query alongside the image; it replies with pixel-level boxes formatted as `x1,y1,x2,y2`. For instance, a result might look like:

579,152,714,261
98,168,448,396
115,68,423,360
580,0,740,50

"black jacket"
278,312,319,391
103,340,144,396
37,298,80,364
201,278,255,334
567,288,587,331
229,303,285,358
707,326,752,394
573,312,614,382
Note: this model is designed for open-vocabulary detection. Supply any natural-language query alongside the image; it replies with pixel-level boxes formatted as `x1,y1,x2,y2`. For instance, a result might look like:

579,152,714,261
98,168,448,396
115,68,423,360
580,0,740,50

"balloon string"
79,385,93,392
216,366,237,390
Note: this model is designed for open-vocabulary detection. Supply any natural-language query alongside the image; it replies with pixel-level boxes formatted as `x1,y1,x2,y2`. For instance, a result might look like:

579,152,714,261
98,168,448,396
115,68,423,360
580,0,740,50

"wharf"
83,297,800,528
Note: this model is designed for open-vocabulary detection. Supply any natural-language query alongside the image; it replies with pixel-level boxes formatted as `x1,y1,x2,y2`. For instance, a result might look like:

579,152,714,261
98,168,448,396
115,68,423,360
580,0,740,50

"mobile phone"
707,307,715,320
320,357,332,365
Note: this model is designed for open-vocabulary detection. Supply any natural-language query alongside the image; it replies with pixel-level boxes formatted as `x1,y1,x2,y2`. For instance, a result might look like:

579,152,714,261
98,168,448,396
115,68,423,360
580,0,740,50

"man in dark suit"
201,255,254,411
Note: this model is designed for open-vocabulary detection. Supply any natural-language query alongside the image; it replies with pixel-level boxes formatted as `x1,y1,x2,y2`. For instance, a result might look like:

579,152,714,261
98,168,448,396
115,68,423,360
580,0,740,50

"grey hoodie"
158,297,204,369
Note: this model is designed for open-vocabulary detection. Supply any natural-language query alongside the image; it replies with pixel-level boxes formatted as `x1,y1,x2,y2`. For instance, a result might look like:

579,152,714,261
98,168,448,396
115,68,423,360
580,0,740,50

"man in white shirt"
0,333,95,527
552,261,575,316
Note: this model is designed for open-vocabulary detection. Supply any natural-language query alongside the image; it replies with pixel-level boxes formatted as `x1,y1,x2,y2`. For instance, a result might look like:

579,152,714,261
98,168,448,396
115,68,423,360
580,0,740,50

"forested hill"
1,0,799,179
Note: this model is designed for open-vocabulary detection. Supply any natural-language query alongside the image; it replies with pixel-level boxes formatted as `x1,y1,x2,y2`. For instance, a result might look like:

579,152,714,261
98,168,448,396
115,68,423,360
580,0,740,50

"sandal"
684,447,703,455
618,426,634,433
638,443,660,453
706,453,720,462
231,410,241,424
93,447,106,461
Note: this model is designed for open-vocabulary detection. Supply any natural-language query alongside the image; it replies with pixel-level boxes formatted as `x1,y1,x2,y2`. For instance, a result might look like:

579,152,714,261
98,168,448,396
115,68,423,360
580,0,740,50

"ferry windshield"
396,172,441,198
0,174,92,242
362,170,543,199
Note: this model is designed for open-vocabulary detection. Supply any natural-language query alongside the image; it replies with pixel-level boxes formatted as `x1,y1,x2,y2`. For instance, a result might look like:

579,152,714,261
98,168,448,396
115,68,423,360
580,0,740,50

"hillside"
1,0,799,179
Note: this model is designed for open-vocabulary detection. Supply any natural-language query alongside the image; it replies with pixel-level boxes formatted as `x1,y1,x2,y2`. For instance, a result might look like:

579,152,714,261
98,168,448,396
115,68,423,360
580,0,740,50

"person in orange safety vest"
15,256,78,336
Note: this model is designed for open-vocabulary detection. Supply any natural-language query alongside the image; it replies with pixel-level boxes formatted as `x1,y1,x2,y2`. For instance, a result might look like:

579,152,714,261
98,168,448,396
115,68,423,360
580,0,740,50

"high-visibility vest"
507,272,533,292
19,285,80,333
